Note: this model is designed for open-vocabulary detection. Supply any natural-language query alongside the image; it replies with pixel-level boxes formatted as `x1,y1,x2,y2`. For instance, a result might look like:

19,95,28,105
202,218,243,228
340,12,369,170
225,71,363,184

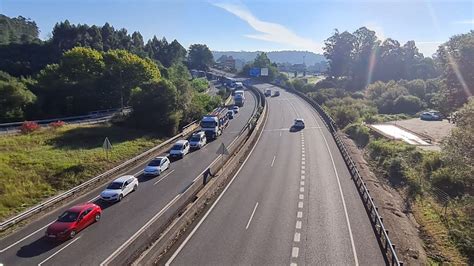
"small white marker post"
102,137,113,160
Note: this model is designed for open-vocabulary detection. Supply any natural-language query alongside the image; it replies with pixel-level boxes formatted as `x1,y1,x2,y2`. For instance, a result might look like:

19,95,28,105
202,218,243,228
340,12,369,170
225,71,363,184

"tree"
129,79,180,135
188,44,213,70
351,27,379,90
393,95,423,114
103,49,161,110
441,97,473,193
323,29,356,78
437,31,474,112
0,15,40,45
0,76,36,122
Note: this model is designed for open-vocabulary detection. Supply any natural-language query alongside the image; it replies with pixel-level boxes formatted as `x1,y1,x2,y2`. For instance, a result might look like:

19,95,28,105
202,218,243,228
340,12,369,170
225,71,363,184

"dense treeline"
324,27,440,90
0,15,217,134
0,15,39,45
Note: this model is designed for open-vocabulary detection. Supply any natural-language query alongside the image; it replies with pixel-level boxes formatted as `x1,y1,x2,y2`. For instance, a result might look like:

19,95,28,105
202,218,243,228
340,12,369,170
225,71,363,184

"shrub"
49,120,65,128
343,123,370,148
20,121,40,134
393,95,423,114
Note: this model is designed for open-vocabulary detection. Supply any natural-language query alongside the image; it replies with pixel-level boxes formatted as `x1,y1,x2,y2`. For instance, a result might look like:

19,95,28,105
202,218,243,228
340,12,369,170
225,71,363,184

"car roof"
113,175,134,183
175,139,188,145
154,156,167,160
68,203,95,212
295,118,304,121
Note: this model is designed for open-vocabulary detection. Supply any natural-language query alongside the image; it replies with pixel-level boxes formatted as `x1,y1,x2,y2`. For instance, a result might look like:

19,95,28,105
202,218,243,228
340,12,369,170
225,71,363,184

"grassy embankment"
0,123,163,221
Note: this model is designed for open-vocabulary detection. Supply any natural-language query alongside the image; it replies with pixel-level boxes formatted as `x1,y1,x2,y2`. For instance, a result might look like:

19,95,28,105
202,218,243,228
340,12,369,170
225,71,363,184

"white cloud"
416,41,442,57
213,2,321,52
452,19,474,25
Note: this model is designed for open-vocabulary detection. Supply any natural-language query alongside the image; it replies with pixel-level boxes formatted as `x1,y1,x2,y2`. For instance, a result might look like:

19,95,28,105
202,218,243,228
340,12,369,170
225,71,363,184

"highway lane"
0,90,256,265
167,84,385,265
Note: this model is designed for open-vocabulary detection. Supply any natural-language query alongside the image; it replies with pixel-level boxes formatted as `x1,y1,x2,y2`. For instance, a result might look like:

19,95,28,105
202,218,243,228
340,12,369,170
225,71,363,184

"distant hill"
212,50,326,65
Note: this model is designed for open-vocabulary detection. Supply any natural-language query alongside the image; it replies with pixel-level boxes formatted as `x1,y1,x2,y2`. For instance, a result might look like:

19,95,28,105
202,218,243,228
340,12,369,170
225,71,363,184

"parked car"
143,156,170,176
274,91,280,96
232,105,240,114
100,175,138,202
420,111,442,121
189,131,207,149
264,89,272,97
45,203,102,240
293,118,305,129
227,110,235,119
169,140,190,159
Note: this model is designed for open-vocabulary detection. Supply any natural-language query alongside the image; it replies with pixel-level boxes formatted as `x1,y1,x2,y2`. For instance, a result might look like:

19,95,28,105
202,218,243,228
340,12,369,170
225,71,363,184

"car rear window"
148,159,161,166
172,144,183,150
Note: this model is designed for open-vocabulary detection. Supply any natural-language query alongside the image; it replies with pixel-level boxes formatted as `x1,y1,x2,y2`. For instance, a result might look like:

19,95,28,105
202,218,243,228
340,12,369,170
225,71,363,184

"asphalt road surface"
0,91,256,265
167,84,385,265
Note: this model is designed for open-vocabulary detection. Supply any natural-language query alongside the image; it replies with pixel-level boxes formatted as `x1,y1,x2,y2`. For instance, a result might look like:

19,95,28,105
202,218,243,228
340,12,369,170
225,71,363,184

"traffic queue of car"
45,102,243,241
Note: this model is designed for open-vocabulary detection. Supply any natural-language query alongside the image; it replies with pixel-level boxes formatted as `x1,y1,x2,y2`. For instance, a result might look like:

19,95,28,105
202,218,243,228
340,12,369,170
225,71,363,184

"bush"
393,95,423,114
343,123,370,148
431,167,466,197
191,78,209,93
20,121,40,134
49,120,65,128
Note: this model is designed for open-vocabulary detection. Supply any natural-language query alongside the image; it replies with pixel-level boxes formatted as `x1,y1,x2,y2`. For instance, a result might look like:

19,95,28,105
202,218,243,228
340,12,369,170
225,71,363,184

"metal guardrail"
0,121,199,231
0,107,132,129
278,84,402,266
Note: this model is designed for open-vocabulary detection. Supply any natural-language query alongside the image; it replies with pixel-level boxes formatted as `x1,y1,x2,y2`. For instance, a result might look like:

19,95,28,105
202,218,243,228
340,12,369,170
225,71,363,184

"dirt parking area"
384,118,456,151
391,118,455,144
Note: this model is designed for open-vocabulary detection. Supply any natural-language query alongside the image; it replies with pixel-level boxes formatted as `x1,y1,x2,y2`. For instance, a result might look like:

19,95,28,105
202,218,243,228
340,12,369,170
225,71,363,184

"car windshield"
107,182,123,190
58,211,80,222
172,144,183,150
190,135,201,141
148,159,161,166
201,121,216,128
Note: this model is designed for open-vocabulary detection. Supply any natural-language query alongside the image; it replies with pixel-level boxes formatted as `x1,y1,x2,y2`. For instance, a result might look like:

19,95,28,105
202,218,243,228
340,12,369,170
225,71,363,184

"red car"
45,203,102,240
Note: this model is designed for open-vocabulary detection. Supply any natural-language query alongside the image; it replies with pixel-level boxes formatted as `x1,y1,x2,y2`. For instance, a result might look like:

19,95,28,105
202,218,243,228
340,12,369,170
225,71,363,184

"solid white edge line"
299,96,360,266
100,194,181,266
271,155,276,167
153,170,176,186
245,202,259,230
0,220,55,253
38,236,82,266
165,100,268,266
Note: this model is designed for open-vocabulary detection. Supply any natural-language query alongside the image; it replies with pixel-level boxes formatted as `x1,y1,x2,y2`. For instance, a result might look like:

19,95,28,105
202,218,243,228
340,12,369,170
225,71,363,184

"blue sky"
1,0,473,56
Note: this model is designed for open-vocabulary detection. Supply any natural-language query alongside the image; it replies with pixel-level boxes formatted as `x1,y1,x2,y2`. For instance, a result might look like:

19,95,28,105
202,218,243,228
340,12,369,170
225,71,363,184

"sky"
1,0,473,57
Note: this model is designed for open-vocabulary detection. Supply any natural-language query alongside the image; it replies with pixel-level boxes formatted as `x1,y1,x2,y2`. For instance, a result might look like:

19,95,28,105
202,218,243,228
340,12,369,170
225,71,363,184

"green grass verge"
0,123,163,221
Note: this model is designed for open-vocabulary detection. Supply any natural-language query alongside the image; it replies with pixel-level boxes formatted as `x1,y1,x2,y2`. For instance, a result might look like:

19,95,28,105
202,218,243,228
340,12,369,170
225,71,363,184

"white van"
189,131,207,149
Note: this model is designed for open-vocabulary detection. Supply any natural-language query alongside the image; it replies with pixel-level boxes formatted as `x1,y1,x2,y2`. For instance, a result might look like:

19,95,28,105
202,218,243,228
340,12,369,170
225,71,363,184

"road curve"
0,90,257,265
166,84,385,265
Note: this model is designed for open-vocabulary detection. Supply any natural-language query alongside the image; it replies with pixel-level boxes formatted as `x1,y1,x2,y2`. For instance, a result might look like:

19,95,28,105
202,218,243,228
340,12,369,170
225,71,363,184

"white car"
143,156,170,176
227,110,235,119
169,140,190,159
232,106,240,114
100,175,138,202
189,131,207,149
293,118,305,129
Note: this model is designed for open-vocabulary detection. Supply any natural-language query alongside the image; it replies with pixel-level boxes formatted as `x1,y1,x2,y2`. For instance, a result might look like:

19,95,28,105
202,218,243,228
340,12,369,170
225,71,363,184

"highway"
166,84,385,265
0,90,257,265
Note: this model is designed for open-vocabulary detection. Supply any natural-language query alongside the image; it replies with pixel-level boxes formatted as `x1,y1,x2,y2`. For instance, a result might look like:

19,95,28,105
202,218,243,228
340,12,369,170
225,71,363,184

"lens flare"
366,45,378,88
